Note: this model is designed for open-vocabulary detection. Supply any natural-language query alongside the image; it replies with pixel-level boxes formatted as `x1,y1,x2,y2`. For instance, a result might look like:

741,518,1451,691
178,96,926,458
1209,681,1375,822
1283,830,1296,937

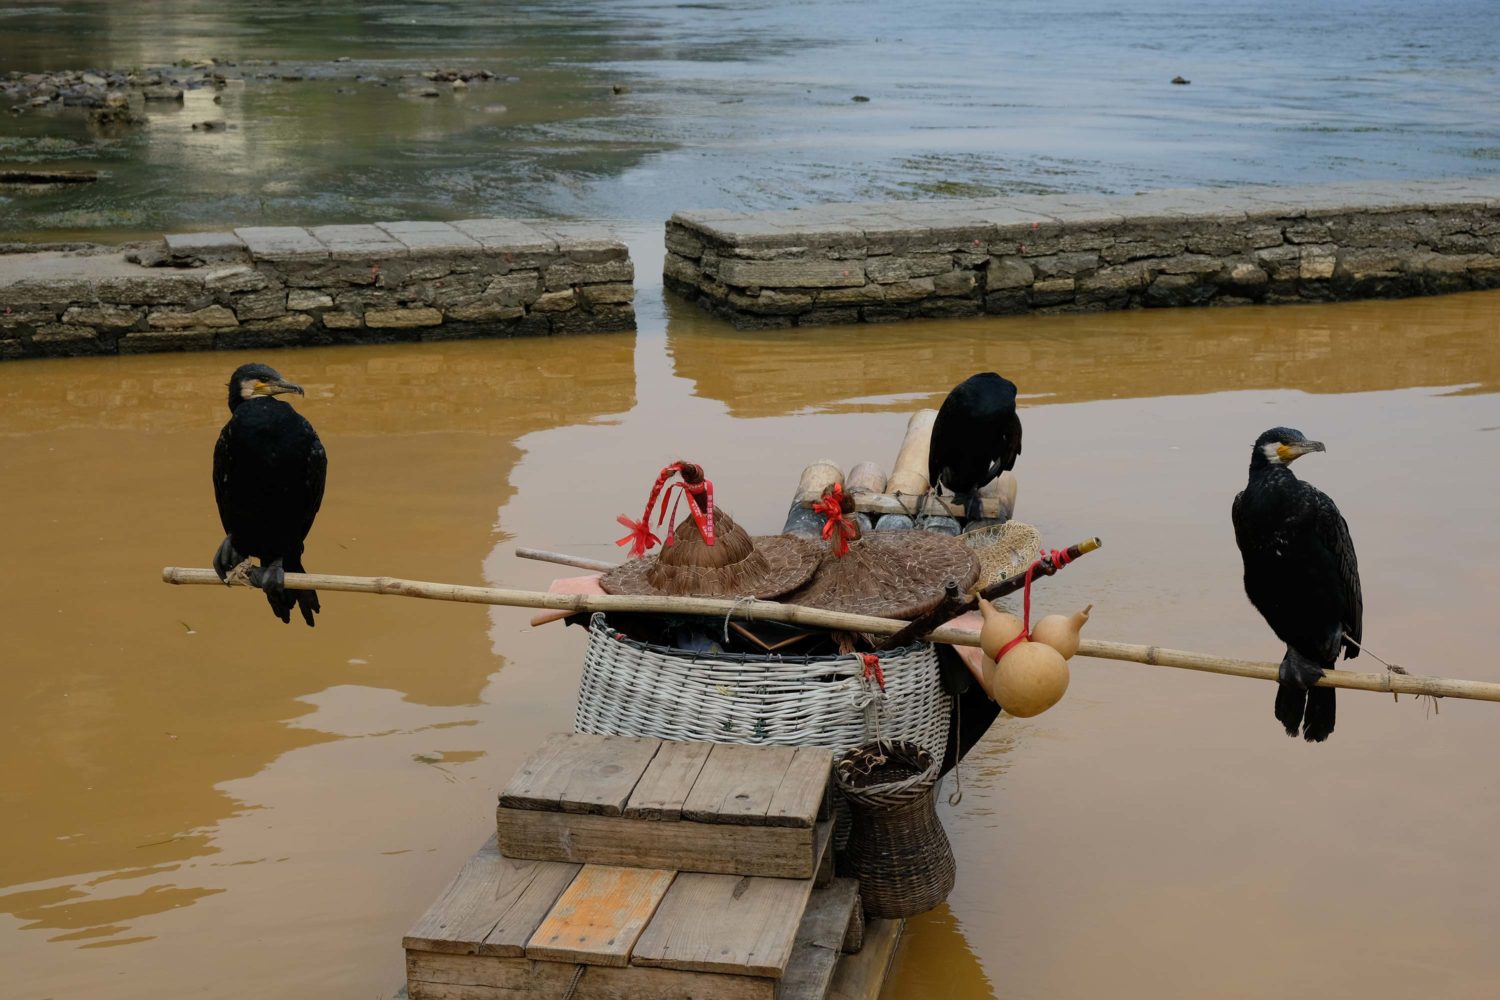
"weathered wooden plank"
775,878,861,1000
500,733,661,817
623,740,713,821
813,822,834,889
402,835,581,958
682,744,797,826
407,951,775,1000
826,918,903,1000
525,865,674,967
764,748,832,828
799,492,1004,518
631,871,814,978
497,807,818,879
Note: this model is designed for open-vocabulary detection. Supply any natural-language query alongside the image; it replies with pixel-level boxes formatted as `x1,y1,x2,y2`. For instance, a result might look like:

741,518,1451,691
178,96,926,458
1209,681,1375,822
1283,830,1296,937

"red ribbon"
616,462,716,557
811,483,859,558
861,653,886,692
995,548,1076,659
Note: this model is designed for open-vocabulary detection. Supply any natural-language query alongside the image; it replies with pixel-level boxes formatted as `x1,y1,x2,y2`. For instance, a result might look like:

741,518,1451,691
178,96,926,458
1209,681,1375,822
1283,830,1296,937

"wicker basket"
834,740,955,919
573,614,950,763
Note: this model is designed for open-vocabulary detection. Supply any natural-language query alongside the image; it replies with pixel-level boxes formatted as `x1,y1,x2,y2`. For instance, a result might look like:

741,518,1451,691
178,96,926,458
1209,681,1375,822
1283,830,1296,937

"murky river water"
5,2,1500,998
3,230,1500,997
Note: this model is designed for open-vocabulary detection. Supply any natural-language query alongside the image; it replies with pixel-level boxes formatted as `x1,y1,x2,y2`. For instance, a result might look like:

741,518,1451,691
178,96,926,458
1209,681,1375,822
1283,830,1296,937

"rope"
561,963,587,1000
721,594,759,644
996,548,1076,660
1342,631,1436,710
947,695,963,806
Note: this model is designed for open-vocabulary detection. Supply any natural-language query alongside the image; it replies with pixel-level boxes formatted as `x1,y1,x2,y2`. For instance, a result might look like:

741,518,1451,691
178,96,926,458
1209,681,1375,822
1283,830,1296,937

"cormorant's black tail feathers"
1273,681,1305,738
1275,647,1335,743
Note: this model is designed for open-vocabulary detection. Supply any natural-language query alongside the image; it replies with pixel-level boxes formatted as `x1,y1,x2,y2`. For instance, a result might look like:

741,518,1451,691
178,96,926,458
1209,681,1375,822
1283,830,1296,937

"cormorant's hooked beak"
1277,439,1325,463
254,378,304,398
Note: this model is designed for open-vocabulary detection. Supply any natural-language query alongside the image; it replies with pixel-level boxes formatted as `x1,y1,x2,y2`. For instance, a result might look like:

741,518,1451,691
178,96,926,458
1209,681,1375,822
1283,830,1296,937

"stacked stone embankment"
0,220,634,360
663,178,1500,328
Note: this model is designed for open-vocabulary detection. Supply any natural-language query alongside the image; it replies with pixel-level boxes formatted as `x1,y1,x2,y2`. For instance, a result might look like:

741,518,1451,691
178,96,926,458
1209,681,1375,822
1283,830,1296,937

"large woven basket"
574,614,950,763
834,740,956,919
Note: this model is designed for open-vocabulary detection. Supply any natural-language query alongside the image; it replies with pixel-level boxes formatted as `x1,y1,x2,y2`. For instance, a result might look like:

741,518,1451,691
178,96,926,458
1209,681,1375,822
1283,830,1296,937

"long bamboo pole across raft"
161,566,1500,704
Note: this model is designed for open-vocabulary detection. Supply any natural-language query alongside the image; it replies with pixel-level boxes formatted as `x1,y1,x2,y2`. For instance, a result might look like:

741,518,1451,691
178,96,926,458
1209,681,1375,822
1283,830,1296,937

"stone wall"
663,179,1500,328
0,220,634,360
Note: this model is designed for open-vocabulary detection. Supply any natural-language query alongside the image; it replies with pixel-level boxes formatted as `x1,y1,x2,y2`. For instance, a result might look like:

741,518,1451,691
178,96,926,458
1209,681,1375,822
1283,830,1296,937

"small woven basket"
574,614,950,763
961,520,1042,587
834,740,956,919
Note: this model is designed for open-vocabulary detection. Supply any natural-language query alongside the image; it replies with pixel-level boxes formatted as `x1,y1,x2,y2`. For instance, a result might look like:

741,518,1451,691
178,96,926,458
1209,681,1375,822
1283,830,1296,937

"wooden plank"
826,918,903,1000
402,835,581,958
775,879,861,1000
764,747,832,828
497,807,818,880
525,865,674,967
623,740,713,821
631,871,814,978
813,822,834,889
682,744,797,826
500,733,661,817
407,951,775,1000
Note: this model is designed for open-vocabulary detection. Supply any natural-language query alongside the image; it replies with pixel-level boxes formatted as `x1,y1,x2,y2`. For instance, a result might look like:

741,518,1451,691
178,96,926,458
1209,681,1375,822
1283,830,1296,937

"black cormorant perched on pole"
928,372,1022,520
212,363,327,626
1231,427,1362,742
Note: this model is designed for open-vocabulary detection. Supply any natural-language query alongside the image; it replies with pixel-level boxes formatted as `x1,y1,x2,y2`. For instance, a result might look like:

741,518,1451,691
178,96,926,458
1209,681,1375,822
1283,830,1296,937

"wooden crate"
497,734,832,880
403,835,862,1000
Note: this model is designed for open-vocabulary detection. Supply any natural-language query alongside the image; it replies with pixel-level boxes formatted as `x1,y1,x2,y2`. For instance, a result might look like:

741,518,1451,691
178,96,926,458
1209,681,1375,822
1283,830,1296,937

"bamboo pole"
514,548,616,572
160,567,1500,704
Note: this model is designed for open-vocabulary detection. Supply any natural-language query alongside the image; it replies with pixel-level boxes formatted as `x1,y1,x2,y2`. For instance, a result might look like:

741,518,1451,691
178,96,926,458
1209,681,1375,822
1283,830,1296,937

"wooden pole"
514,547,616,572
161,565,1500,704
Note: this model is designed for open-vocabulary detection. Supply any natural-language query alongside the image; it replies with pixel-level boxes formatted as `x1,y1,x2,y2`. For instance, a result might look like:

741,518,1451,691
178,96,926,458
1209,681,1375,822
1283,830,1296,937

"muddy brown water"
3,251,1500,999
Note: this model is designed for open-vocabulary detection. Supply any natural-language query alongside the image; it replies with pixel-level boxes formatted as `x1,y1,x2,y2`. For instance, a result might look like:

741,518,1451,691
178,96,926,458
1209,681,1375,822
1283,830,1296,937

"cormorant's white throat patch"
1262,442,1284,464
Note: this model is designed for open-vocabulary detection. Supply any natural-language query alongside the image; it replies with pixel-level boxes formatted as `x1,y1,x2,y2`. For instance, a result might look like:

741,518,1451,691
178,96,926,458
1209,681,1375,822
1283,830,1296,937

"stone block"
1157,254,1223,275
1029,252,1099,278
717,258,864,289
1244,225,1285,249
865,254,953,283
61,305,141,329
1285,221,1333,244
322,312,362,329
95,274,210,306
1299,245,1338,281
447,301,526,322
309,224,406,259
881,277,936,303
364,307,443,328
280,261,379,288
234,289,287,320
726,289,814,315
816,283,886,306
236,226,329,261
665,227,705,260
203,264,271,293
1225,261,1270,287
1076,263,1149,301
148,305,238,329
530,290,576,313
932,270,978,296
451,219,558,254
579,283,635,306
1147,273,1216,305
165,230,247,262
1253,245,1302,281
543,259,634,290
1101,236,1188,264
1334,248,1403,280
986,256,1034,289
375,221,482,254
1184,227,1248,256
287,290,334,310
484,272,542,305
916,297,982,319
1030,277,1076,305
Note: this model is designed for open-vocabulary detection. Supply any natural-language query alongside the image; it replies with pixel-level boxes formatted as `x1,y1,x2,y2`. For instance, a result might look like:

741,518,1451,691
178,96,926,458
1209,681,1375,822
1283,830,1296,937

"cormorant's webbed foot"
212,536,243,583
248,560,285,594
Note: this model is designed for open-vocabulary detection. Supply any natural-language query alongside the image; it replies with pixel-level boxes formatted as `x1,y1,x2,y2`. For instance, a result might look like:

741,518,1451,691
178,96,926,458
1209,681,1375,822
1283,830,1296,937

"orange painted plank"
525,864,675,967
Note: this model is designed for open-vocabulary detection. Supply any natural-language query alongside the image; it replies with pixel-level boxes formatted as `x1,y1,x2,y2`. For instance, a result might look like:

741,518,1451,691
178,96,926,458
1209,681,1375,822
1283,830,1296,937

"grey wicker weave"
834,740,956,919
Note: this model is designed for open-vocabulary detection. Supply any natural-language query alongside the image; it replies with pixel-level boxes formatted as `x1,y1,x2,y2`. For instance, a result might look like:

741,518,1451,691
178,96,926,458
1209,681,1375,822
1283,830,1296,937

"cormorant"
212,363,327,626
928,372,1022,521
1231,427,1362,742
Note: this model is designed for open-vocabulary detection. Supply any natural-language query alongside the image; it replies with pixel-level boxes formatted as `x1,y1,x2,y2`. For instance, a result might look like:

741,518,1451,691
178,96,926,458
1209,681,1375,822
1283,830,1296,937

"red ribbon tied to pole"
616,462,717,558
811,483,859,558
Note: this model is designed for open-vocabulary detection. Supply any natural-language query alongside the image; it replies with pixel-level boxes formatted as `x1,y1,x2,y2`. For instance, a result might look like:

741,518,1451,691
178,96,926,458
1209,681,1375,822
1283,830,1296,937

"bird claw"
212,536,244,582
248,562,285,595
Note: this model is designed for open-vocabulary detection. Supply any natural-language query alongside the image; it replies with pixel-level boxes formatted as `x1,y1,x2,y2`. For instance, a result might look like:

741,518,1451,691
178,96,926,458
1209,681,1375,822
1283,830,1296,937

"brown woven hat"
782,484,978,620
601,508,820,599
959,520,1042,587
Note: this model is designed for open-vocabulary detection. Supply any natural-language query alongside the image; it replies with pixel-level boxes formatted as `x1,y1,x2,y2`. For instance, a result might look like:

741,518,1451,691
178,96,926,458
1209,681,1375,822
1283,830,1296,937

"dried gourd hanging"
993,638,1070,718
1029,605,1092,659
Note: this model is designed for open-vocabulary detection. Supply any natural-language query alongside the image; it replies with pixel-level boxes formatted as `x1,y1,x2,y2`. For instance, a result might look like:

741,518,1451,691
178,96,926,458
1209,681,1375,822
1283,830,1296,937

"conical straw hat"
601,509,820,599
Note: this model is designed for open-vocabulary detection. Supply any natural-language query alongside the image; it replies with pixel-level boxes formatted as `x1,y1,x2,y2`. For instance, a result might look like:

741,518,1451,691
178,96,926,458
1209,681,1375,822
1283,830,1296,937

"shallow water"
3,0,1500,240
2,225,1500,996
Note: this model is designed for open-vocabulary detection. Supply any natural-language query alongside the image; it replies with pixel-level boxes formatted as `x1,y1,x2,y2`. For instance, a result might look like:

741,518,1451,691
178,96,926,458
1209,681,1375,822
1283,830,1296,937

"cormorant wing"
212,421,235,536
1309,486,1363,653
300,422,327,543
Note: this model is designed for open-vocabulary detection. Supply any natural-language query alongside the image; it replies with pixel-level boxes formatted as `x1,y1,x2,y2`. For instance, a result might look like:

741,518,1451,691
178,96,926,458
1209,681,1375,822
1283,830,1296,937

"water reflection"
665,290,1500,419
